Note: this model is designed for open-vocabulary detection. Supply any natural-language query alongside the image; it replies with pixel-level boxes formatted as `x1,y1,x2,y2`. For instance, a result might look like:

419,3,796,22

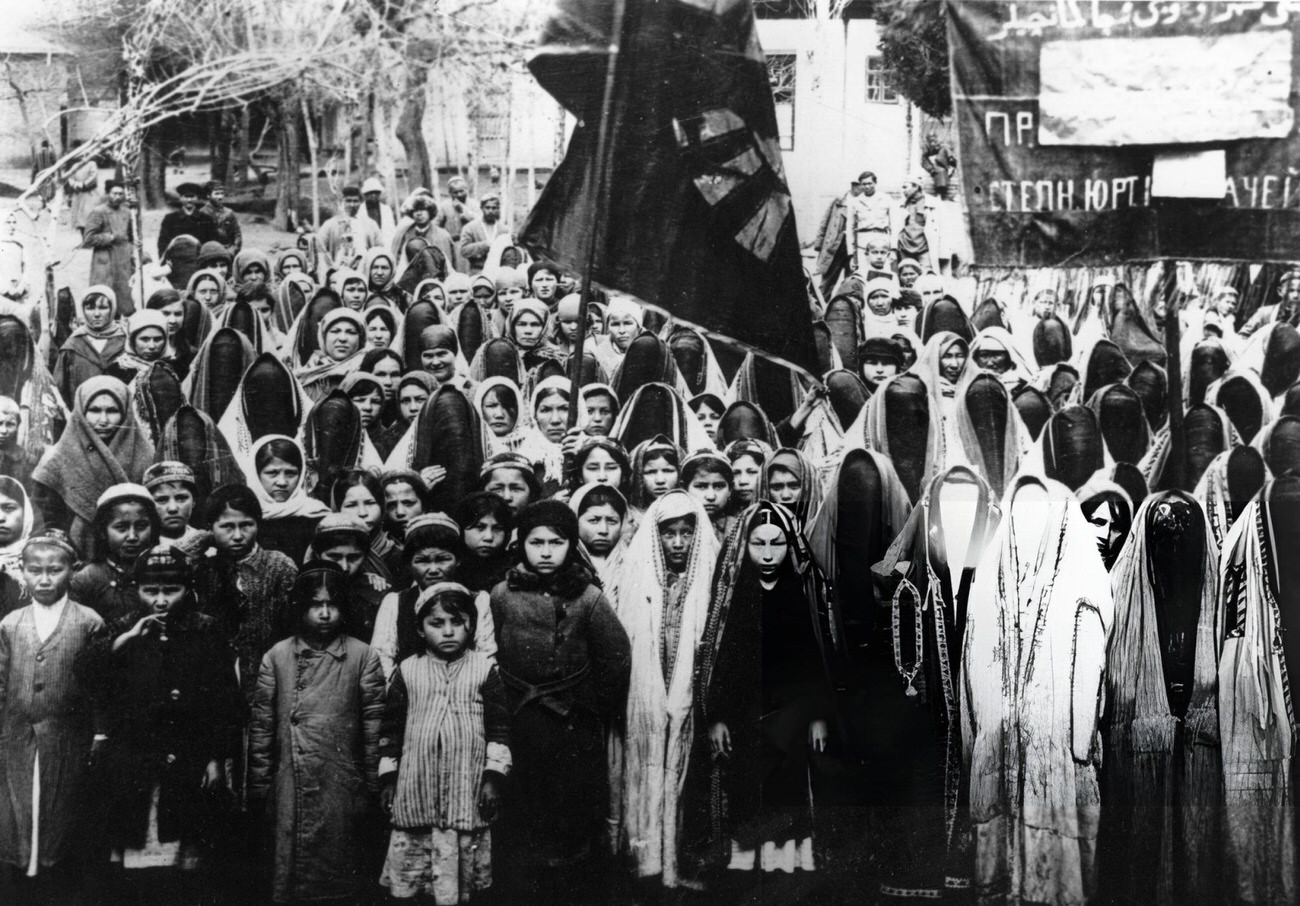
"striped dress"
379,650,510,903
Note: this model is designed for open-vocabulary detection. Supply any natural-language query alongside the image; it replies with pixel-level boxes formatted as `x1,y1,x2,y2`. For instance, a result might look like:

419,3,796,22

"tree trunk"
229,107,251,191
396,64,432,193
211,110,232,184
372,96,400,205
141,126,166,208
274,92,301,232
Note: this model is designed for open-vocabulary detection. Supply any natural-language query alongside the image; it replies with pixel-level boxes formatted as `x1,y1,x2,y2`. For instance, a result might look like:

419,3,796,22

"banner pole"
566,0,629,432
1163,259,1185,490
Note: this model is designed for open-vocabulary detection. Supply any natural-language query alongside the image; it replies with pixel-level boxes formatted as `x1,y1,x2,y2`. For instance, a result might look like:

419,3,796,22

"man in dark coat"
812,177,856,299
156,182,217,258
83,181,139,315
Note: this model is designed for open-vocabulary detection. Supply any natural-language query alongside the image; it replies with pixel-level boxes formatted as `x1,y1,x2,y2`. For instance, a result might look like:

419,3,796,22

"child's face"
866,241,889,270
658,516,696,572
211,505,258,559
693,403,722,441
583,394,615,436
302,587,343,642
523,525,569,575
410,546,458,589
0,491,24,545
151,481,194,538
319,540,366,577
731,455,762,505
463,515,505,559
686,470,731,517
484,469,532,514
106,501,153,562
340,485,382,533
22,546,73,605
767,467,802,508
640,456,678,499
861,356,897,386
580,448,623,487
342,281,366,309
385,482,424,531
422,602,470,660
138,582,186,616
350,389,383,428
578,504,622,556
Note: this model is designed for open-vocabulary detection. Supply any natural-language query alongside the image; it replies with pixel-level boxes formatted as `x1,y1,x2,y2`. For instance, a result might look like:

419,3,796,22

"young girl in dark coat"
489,500,631,906
84,545,241,902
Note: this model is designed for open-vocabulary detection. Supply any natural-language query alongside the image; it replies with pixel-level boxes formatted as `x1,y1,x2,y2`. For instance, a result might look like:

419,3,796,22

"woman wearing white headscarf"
294,308,368,402
606,489,720,890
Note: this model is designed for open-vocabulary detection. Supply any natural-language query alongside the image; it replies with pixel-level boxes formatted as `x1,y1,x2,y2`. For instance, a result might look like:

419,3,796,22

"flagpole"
566,0,629,431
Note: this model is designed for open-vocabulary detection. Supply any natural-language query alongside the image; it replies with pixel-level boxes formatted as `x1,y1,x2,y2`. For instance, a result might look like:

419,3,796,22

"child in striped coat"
378,582,510,903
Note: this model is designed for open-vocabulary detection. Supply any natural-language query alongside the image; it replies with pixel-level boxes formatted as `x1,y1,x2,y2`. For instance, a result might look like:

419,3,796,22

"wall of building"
756,17,915,242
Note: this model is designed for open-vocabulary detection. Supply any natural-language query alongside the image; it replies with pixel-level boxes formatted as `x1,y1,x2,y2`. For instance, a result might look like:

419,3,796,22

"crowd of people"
0,164,1298,906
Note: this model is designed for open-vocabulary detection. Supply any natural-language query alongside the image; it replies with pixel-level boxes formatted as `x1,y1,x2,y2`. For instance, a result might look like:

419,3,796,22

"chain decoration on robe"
892,577,924,697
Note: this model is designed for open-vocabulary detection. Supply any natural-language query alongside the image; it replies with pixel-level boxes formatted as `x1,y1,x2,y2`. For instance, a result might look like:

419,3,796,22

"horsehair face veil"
1094,383,1150,465
963,372,1011,497
402,300,446,371
834,448,885,617
164,404,237,502
1265,415,1300,477
204,328,252,421
812,320,837,375
478,336,523,384
1046,365,1079,411
1179,404,1230,491
296,290,342,364
880,372,931,503
1261,322,1300,397
1032,314,1072,368
412,385,483,511
826,369,869,431
456,297,487,364
667,326,708,394
744,354,800,427
970,297,1006,332
1110,462,1150,513
824,295,863,372
1189,340,1230,406
1044,404,1104,491
223,300,260,348
921,296,974,344
614,331,677,401
0,315,32,397
303,389,363,497
1283,380,1300,418
576,351,605,387
614,382,682,454
1127,360,1168,430
716,400,776,449
1223,446,1266,523
1013,384,1051,440
1215,374,1266,445
140,361,184,441
242,352,302,442
1082,339,1133,402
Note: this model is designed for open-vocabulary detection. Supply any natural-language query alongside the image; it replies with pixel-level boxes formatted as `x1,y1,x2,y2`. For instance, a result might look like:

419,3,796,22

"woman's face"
340,484,382,533
747,522,789,577
895,305,918,331
350,388,383,428
193,278,221,308
366,316,393,348
767,466,802,508
371,358,402,399
369,258,393,287
281,257,304,276
384,481,424,531
105,501,153,562
258,455,300,502
83,294,113,330
324,320,362,361
1085,499,1123,564
512,312,545,348
399,384,430,421
484,468,533,514
530,270,558,301
84,391,123,441
343,281,367,309
409,546,458,589
607,314,639,351
523,525,569,574
133,327,167,361
686,469,731,517
640,455,678,500
578,503,622,556
731,453,762,505
159,301,184,336
939,341,968,384
867,291,893,317
463,514,506,559
421,347,456,382
481,389,518,437
498,286,523,315
0,490,23,545
581,447,623,487
0,412,16,448
243,264,267,285
535,392,570,443
693,403,722,441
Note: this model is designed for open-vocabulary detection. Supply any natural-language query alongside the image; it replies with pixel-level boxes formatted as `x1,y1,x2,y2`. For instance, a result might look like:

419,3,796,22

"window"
866,55,899,103
767,53,796,151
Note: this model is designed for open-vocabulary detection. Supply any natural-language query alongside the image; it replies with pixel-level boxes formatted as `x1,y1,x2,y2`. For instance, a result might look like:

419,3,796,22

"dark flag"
520,0,818,378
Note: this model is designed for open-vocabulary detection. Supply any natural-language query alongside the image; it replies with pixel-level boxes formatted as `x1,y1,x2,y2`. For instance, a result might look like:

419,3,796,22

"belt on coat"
499,663,591,718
